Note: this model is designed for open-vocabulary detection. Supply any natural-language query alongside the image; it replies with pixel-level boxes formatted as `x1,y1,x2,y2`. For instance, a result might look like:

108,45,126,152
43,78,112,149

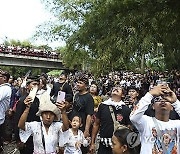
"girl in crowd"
89,82,102,130
89,82,102,112
62,115,90,154
112,127,140,154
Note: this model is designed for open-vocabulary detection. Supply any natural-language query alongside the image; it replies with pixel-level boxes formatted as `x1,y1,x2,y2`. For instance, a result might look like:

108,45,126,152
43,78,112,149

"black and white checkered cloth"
100,137,112,147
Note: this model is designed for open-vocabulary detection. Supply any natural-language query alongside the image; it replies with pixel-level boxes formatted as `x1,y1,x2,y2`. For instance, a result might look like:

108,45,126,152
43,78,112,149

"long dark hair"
40,77,47,90
114,128,140,154
90,81,100,96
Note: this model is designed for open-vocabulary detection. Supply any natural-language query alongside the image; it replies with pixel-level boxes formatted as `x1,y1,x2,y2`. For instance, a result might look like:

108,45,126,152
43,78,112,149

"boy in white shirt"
130,84,180,154
62,115,90,154
18,99,69,154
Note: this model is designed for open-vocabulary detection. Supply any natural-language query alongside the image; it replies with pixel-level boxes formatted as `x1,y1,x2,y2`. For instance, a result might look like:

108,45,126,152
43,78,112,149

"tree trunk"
141,53,145,73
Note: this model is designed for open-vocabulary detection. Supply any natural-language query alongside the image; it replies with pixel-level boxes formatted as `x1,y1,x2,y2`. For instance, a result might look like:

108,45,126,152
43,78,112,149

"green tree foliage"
0,65,43,78
38,0,180,74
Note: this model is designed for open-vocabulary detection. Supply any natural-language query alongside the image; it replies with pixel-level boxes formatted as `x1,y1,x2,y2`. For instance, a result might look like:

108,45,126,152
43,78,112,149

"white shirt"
126,81,131,87
46,85,52,95
130,93,180,154
0,83,12,124
20,121,68,154
63,128,89,154
135,80,141,89
120,79,126,87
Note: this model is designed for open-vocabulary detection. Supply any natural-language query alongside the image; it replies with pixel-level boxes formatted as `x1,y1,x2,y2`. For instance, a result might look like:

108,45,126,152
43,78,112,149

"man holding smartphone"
50,71,73,103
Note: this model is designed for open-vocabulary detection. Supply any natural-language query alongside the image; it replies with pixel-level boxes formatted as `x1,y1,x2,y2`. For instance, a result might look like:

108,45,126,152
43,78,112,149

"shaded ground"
1,143,20,154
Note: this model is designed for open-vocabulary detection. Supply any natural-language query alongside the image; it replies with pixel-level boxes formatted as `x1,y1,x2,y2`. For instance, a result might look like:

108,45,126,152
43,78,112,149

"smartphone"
56,91,65,102
28,85,38,102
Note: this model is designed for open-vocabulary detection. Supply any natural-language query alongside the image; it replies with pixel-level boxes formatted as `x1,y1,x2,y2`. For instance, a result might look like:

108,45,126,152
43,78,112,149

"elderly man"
0,69,11,152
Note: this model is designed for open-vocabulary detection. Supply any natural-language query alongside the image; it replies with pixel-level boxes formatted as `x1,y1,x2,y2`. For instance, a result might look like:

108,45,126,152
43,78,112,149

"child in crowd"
62,115,90,154
18,99,69,154
112,127,140,154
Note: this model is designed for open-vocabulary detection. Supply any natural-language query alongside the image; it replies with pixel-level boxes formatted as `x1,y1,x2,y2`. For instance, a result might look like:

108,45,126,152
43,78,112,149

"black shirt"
50,82,73,97
70,92,94,132
14,95,40,141
96,104,131,138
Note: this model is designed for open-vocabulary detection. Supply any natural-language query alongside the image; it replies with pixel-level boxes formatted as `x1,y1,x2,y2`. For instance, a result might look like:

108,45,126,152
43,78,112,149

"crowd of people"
0,68,180,154
0,44,60,59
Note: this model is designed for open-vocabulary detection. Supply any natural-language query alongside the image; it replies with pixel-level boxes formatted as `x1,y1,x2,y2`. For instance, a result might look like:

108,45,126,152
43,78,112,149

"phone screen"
56,91,65,102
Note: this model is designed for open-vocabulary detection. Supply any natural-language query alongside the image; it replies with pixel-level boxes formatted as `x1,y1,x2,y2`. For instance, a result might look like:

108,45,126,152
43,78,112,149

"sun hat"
36,101,61,121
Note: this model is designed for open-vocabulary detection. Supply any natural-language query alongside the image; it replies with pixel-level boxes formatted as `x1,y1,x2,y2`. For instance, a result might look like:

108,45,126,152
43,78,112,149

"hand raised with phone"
150,84,177,103
56,101,67,112
162,86,177,103
24,96,33,108
149,84,169,97
55,91,66,112
56,91,65,102
28,85,38,103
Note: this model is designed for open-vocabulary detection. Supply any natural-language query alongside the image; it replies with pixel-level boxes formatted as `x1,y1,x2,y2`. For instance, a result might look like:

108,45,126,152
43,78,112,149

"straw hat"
36,101,61,121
